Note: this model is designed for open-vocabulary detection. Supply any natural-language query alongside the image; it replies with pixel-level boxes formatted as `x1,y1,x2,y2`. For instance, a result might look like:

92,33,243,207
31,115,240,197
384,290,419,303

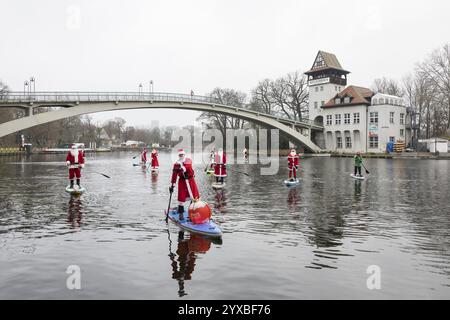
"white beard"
71,149,79,162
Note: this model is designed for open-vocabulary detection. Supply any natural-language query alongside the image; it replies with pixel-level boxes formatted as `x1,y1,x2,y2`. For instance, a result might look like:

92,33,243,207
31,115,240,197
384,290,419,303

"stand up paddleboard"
284,179,300,186
65,185,86,195
212,182,226,189
166,209,222,238
350,174,365,180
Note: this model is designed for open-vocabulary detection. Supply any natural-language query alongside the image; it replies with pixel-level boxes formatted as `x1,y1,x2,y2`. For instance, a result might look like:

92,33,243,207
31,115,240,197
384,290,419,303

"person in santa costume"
140,148,148,165
169,149,200,221
150,149,159,169
66,144,85,188
213,148,227,184
287,148,300,181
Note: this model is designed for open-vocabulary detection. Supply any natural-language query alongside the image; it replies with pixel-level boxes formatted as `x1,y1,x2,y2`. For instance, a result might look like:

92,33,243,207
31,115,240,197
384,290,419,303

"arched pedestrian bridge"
0,92,324,152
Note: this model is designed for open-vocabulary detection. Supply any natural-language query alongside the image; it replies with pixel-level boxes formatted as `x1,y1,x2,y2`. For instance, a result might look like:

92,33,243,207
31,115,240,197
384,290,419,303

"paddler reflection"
67,196,83,228
213,189,227,212
167,230,222,297
287,188,300,213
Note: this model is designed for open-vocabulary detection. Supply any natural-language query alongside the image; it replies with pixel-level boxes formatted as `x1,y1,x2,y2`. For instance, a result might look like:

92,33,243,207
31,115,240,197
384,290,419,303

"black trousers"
354,166,362,175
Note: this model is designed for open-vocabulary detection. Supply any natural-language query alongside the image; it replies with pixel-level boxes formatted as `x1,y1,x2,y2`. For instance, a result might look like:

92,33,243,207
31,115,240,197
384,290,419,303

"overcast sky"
1,0,449,127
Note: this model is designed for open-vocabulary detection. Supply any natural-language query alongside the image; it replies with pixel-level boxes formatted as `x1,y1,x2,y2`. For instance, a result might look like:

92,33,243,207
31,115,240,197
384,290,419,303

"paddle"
78,166,111,179
166,186,174,223
132,154,140,159
361,163,370,174
91,171,111,179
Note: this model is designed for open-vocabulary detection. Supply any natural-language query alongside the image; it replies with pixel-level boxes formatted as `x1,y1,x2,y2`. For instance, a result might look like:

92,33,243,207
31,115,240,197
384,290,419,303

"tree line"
371,44,450,139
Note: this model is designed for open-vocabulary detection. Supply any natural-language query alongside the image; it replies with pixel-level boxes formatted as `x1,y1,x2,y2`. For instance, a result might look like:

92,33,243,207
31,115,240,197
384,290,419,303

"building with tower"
306,51,407,153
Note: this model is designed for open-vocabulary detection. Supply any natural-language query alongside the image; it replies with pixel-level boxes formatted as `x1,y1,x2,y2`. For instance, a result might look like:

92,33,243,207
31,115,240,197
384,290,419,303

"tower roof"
305,50,350,75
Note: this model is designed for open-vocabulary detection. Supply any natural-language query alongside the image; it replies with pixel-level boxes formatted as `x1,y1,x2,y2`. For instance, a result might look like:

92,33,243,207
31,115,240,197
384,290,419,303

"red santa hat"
178,148,186,155
290,149,296,154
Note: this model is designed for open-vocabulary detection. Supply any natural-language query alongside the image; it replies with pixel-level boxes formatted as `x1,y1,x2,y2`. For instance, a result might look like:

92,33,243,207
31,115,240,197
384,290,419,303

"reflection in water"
354,180,362,200
167,229,221,297
151,172,158,192
287,188,300,213
213,189,227,213
67,196,83,228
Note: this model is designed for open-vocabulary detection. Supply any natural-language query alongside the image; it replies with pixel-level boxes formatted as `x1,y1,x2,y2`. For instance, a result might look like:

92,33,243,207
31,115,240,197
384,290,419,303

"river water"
0,152,449,299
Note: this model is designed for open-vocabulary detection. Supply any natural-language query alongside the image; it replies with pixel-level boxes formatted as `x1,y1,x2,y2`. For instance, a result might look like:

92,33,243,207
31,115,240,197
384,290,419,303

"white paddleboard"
65,185,86,195
284,179,300,186
212,182,226,189
350,174,365,180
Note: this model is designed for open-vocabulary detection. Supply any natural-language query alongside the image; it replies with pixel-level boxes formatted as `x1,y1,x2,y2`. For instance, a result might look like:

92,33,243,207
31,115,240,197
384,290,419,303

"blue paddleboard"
166,209,222,238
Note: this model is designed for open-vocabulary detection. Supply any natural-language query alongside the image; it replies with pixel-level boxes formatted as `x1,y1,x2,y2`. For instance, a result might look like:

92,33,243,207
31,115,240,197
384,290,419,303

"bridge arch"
0,94,323,152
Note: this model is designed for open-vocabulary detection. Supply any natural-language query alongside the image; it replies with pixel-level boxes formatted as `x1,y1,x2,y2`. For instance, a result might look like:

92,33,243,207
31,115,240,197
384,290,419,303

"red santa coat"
171,158,200,202
214,152,227,177
151,151,159,168
66,150,85,179
288,153,299,178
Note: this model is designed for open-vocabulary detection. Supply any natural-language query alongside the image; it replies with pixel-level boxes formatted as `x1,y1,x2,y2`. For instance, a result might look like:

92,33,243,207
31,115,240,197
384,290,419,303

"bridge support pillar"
24,107,33,117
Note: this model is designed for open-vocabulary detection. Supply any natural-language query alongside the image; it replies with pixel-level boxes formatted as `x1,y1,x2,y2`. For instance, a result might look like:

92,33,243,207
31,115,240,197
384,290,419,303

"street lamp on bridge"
138,83,143,95
24,81,29,95
149,80,153,94
30,77,35,94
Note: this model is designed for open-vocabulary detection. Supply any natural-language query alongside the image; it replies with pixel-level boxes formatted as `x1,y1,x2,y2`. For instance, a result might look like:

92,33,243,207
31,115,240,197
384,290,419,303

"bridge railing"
0,91,321,128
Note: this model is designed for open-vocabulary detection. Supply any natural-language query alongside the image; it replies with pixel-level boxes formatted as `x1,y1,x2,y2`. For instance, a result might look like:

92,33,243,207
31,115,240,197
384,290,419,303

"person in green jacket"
354,151,363,177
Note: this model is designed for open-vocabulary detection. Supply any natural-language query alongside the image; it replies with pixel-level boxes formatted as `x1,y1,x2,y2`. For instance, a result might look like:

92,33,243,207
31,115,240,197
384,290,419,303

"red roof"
322,86,374,108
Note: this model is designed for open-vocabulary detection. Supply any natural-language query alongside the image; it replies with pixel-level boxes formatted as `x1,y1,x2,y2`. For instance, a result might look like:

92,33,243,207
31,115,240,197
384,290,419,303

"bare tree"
372,77,405,96
197,88,247,137
417,44,450,131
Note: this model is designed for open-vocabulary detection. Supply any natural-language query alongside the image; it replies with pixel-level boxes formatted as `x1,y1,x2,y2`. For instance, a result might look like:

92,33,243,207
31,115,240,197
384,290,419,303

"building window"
389,136,395,142
335,98,341,104
400,129,404,136
373,98,377,105
369,112,378,124
353,113,360,124
344,113,350,124
326,115,332,125
320,86,324,91
335,114,341,125
369,136,379,148
390,112,395,124
314,101,318,109
400,113,405,125
336,137,342,149
335,86,338,91
389,99,393,105
321,101,325,106
345,136,352,148
344,97,350,104
394,99,398,105
315,87,318,92
379,98,384,104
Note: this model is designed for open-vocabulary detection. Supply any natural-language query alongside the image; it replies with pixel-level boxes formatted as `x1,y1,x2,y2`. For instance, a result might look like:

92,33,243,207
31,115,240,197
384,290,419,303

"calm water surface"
0,152,449,299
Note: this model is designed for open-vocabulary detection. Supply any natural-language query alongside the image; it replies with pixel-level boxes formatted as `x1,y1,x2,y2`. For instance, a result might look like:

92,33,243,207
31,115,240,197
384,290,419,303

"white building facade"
307,51,406,153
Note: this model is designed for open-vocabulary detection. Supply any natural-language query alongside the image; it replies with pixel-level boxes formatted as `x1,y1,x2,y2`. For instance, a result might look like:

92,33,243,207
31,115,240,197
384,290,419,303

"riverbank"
330,152,450,160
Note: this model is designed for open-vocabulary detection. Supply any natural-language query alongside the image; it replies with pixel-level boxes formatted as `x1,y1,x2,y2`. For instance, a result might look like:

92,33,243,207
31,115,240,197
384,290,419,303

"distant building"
124,140,145,148
307,50,407,153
